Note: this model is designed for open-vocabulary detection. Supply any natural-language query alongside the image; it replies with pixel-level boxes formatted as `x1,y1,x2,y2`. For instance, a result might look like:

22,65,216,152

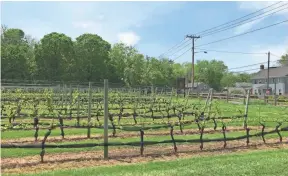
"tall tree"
109,43,145,86
278,52,288,66
75,33,111,82
197,59,228,90
1,28,30,79
34,32,75,81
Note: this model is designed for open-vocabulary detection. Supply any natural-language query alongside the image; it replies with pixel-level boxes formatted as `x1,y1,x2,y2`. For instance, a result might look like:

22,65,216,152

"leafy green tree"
1,28,31,79
109,43,146,86
197,59,228,90
74,33,111,82
221,72,238,87
278,52,288,66
34,32,75,81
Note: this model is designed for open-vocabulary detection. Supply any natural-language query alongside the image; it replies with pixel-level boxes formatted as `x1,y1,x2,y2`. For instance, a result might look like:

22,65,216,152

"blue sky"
2,1,288,71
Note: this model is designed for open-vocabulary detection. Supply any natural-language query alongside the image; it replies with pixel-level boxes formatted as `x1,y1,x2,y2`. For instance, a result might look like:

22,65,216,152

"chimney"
260,65,264,70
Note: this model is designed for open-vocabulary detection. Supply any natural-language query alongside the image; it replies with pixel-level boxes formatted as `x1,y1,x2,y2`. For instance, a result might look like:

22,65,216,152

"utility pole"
267,51,270,93
186,35,200,90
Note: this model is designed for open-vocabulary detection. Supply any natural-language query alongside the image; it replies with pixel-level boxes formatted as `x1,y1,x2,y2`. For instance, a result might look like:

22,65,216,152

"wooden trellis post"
87,82,92,138
104,79,109,159
244,89,250,129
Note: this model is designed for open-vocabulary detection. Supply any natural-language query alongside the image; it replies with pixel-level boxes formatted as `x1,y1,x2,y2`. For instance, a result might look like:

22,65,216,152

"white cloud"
235,1,288,34
234,18,264,34
64,2,184,43
117,32,140,46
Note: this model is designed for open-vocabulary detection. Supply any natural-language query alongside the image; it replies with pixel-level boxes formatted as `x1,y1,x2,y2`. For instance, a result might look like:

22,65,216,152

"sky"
1,1,288,72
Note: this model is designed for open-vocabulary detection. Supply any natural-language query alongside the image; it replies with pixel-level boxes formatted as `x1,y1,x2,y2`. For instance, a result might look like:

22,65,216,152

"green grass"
6,149,288,176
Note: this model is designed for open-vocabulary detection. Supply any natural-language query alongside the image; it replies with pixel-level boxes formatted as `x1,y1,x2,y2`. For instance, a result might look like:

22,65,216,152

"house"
226,82,252,94
185,82,210,92
251,65,288,96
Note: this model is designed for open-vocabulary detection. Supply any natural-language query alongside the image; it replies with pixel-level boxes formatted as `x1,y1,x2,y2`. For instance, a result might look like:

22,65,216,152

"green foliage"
278,53,288,66
1,25,254,88
34,32,75,81
197,60,227,90
75,33,111,82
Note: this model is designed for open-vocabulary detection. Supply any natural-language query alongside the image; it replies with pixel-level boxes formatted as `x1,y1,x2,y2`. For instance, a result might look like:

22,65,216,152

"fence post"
104,79,109,159
87,82,92,138
274,82,277,106
208,89,213,116
77,88,80,126
244,89,251,129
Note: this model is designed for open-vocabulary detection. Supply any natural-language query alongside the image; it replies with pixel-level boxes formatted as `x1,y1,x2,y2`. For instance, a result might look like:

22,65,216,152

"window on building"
254,90,257,95
254,80,257,84
279,89,282,95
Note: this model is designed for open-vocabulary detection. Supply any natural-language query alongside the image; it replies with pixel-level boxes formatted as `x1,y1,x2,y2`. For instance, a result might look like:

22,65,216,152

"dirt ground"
1,138,287,175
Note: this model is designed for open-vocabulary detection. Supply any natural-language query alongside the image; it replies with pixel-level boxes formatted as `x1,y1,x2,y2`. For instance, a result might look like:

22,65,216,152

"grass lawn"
6,149,288,176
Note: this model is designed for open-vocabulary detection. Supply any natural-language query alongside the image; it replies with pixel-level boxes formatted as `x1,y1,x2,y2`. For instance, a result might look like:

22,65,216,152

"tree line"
1,25,287,90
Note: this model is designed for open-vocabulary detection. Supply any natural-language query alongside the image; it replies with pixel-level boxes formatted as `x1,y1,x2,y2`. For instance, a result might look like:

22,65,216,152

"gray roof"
235,82,252,88
251,66,288,79
185,82,207,88
254,84,272,89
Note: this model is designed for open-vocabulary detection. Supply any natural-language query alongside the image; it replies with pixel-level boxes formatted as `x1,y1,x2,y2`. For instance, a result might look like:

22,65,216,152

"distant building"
227,82,252,94
185,82,210,92
251,65,288,96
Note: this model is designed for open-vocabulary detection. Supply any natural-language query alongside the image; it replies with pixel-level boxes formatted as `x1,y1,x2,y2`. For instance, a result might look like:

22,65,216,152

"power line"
231,68,261,73
158,38,188,58
195,1,283,36
229,61,267,70
172,47,191,61
270,53,282,58
200,5,288,37
196,19,288,48
228,58,288,72
158,1,284,58
167,42,191,58
197,48,267,55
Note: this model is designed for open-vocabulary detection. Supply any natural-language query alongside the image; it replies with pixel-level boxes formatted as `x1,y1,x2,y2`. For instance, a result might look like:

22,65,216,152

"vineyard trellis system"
1,80,288,163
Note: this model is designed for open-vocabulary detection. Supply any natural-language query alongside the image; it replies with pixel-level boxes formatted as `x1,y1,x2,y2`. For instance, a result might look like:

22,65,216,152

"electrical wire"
195,1,283,36
159,1,284,58
270,53,283,58
228,58,288,73
160,1,287,60
196,19,288,48
196,48,267,55
201,5,288,37
158,38,188,58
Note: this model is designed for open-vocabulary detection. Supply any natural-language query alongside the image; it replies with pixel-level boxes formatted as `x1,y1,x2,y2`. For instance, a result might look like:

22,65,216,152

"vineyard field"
1,88,288,175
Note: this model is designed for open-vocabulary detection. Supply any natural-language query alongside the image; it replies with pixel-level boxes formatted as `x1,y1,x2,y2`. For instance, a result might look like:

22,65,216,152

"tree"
221,72,238,87
197,59,228,90
278,52,288,66
221,72,251,88
34,32,75,81
109,43,146,86
74,33,111,82
1,28,30,79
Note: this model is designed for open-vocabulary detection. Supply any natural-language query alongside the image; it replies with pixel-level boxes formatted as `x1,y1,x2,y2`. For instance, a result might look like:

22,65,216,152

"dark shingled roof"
251,66,288,79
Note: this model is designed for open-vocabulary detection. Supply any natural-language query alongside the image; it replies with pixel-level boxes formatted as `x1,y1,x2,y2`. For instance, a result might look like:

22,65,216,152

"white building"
251,65,288,96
